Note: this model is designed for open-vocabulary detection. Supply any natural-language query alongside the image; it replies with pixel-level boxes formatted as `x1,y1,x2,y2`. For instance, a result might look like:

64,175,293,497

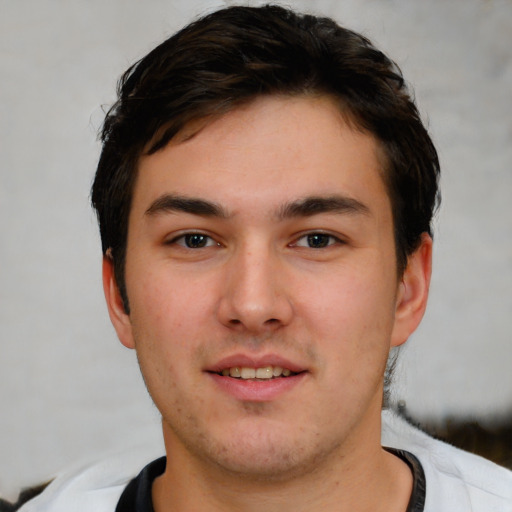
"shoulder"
16,445,163,512
382,410,512,512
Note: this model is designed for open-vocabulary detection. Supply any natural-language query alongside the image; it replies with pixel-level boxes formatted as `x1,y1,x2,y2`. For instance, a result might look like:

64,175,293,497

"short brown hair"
92,4,440,311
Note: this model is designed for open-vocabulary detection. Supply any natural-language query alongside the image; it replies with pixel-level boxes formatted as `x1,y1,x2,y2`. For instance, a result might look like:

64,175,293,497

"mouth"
206,355,307,401
216,365,297,380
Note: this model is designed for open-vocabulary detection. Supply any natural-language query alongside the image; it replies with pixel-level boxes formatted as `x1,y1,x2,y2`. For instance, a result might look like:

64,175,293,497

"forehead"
133,95,390,218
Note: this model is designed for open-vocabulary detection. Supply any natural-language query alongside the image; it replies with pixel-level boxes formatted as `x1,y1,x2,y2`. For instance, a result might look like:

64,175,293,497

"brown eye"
184,234,209,248
294,233,339,249
172,233,218,248
306,234,332,248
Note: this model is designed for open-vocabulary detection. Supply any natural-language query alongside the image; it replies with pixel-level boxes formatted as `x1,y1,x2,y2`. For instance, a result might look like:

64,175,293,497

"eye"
293,233,341,249
171,233,218,249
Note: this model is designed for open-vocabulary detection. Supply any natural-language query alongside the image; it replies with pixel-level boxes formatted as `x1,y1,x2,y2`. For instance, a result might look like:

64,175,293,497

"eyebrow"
278,195,371,219
145,194,229,218
144,194,370,220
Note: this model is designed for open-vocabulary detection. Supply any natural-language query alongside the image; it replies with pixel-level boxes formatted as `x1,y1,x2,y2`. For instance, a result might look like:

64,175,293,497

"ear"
391,233,432,347
102,254,135,349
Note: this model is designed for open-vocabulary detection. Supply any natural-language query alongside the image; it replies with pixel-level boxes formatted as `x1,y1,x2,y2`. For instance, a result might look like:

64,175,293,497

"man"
19,4,512,512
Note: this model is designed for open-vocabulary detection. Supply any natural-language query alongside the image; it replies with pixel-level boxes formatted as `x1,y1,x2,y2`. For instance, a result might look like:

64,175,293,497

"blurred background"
1,0,511,501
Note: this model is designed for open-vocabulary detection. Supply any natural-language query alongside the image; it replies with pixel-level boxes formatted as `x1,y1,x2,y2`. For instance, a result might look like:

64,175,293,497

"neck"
152,415,413,512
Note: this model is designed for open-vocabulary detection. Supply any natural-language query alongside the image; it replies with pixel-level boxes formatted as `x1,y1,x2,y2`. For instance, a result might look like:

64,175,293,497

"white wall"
1,0,511,500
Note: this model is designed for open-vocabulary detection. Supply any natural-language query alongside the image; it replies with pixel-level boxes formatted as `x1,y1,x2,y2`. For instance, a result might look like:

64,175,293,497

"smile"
208,360,307,401
219,366,295,379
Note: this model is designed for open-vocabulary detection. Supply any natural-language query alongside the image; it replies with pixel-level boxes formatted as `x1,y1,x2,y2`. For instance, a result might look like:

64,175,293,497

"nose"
216,243,293,333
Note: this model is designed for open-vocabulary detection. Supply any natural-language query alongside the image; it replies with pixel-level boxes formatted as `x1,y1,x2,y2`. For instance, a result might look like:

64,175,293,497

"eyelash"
167,231,343,250
292,232,344,249
168,233,220,249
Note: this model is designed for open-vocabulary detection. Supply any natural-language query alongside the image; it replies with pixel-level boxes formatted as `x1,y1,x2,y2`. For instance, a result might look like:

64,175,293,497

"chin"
210,449,315,482
189,422,337,481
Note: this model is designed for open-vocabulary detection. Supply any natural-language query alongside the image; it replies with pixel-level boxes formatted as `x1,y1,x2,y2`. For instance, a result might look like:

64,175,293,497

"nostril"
227,317,279,328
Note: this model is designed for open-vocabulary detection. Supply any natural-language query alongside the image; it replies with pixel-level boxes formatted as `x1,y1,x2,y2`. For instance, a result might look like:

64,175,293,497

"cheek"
127,267,222,387
131,266,216,329
298,261,398,362
302,262,395,322
128,280,198,406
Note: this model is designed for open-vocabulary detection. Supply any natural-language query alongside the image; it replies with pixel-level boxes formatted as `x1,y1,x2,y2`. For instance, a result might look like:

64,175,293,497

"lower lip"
208,372,306,402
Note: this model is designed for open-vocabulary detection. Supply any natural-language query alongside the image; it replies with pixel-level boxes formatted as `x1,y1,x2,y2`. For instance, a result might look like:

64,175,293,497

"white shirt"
19,411,512,512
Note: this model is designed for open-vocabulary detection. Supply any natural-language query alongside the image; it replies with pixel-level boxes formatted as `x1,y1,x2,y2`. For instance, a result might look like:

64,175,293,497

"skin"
104,95,432,512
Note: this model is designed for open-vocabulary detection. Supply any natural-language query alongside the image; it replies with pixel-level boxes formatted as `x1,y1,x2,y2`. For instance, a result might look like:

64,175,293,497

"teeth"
256,366,273,379
230,367,241,378
241,367,256,379
272,366,283,377
220,366,294,379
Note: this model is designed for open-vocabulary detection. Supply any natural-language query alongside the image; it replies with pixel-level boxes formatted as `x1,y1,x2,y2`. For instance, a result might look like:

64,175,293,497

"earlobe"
391,233,432,347
102,254,135,349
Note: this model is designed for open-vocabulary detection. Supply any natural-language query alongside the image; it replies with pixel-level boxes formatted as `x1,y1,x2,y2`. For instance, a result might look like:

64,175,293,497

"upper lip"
206,354,307,374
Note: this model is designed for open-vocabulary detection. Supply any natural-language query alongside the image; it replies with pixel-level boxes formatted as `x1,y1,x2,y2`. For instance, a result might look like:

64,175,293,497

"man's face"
105,95,429,479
